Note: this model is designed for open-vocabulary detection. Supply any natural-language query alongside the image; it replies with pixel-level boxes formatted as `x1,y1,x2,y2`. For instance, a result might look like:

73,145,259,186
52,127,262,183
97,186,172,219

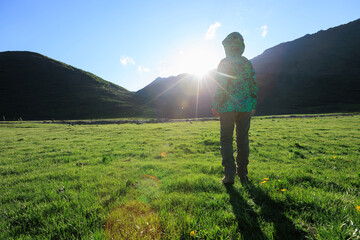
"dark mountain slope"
252,18,360,115
0,51,148,120
137,18,360,117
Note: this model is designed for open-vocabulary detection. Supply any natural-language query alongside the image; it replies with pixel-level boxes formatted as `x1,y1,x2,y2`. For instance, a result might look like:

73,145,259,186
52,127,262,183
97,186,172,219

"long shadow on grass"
243,182,306,240
225,185,267,239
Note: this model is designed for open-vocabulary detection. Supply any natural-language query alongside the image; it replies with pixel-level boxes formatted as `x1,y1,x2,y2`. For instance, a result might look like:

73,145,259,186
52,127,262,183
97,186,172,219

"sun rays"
142,69,234,119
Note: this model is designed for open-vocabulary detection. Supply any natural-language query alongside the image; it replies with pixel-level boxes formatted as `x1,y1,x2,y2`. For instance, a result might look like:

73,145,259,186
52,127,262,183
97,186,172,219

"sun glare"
193,69,211,79
178,45,219,79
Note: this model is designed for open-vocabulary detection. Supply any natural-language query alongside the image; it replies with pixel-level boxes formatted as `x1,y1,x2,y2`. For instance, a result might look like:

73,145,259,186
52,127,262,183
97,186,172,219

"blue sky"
1,0,359,91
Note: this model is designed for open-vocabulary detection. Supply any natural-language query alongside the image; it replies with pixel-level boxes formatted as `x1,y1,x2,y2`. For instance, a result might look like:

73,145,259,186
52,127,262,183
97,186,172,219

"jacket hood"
222,32,245,58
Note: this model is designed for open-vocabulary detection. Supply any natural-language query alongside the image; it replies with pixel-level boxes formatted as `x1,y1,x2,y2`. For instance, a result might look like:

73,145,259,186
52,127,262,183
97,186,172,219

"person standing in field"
212,32,258,185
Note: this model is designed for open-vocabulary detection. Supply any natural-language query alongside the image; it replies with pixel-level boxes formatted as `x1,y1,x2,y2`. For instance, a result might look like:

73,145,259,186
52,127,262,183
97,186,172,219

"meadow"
1,115,359,239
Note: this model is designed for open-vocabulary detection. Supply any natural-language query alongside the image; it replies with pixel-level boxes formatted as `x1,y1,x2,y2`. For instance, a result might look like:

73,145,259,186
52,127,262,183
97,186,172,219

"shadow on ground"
226,183,306,240
225,185,267,239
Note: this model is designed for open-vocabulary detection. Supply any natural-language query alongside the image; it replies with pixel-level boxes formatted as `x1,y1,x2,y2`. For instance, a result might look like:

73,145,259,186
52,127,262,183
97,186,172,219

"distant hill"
0,51,150,120
137,18,360,117
137,73,216,119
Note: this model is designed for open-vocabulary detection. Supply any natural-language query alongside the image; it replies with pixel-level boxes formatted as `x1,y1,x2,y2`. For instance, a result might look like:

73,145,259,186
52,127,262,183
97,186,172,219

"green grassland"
1,115,359,239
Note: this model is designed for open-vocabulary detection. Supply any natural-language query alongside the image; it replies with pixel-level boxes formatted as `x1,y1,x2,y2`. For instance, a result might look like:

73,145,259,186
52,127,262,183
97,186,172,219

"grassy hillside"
1,115,359,239
0,51,151,120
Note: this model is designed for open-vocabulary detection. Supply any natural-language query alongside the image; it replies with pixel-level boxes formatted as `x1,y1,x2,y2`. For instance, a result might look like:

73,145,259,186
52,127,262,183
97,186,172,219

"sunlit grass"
105,200,161,240
0,115,359,239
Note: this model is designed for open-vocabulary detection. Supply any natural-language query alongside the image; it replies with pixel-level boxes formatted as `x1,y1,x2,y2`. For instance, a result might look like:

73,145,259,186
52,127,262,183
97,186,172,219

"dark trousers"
220,111,251,178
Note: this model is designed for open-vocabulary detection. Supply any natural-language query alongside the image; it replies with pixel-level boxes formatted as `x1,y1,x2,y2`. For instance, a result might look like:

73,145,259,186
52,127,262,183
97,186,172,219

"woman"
212,32,258,185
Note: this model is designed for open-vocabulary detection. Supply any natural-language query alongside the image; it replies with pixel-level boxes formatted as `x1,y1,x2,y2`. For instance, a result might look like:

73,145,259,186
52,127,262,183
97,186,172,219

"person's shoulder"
240,56,253,69
219,57,229,65
240,56,250,64
241,56,249,61
217,58,230,69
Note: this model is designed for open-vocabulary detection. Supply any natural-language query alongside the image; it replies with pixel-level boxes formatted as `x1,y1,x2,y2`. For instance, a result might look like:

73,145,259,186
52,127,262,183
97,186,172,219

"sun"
193,68,211,79
178,45,219,78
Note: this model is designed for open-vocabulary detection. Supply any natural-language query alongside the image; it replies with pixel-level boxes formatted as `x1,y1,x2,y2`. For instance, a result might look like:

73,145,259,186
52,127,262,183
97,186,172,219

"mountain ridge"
251,18,360,115
0,51,149,120
1,18,359,120
137,18,360,117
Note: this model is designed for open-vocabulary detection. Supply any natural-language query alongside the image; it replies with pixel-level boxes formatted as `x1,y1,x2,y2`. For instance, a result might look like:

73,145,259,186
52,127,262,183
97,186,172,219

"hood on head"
222,32,245,58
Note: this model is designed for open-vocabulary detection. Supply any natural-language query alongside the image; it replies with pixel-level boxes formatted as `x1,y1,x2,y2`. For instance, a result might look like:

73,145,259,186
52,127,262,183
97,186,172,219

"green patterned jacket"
212,32,258,113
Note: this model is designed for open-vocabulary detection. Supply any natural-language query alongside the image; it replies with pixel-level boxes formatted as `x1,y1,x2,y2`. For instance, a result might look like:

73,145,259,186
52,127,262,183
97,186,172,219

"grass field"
1,115,359,239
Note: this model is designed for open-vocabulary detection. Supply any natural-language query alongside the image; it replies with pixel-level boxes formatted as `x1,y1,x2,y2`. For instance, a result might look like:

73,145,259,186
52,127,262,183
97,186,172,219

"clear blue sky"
1,0,359,91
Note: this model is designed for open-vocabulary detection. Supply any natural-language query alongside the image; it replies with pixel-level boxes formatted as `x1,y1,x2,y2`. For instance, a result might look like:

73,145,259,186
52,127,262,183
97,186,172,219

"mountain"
137,18,360,117
0,51,150,120
136,73,217,119
252,18,360,115
2,19,359,120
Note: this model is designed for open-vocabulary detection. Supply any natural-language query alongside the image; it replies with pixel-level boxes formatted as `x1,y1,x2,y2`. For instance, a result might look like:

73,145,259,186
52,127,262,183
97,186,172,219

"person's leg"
220,112,236,181
235,112,251,180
